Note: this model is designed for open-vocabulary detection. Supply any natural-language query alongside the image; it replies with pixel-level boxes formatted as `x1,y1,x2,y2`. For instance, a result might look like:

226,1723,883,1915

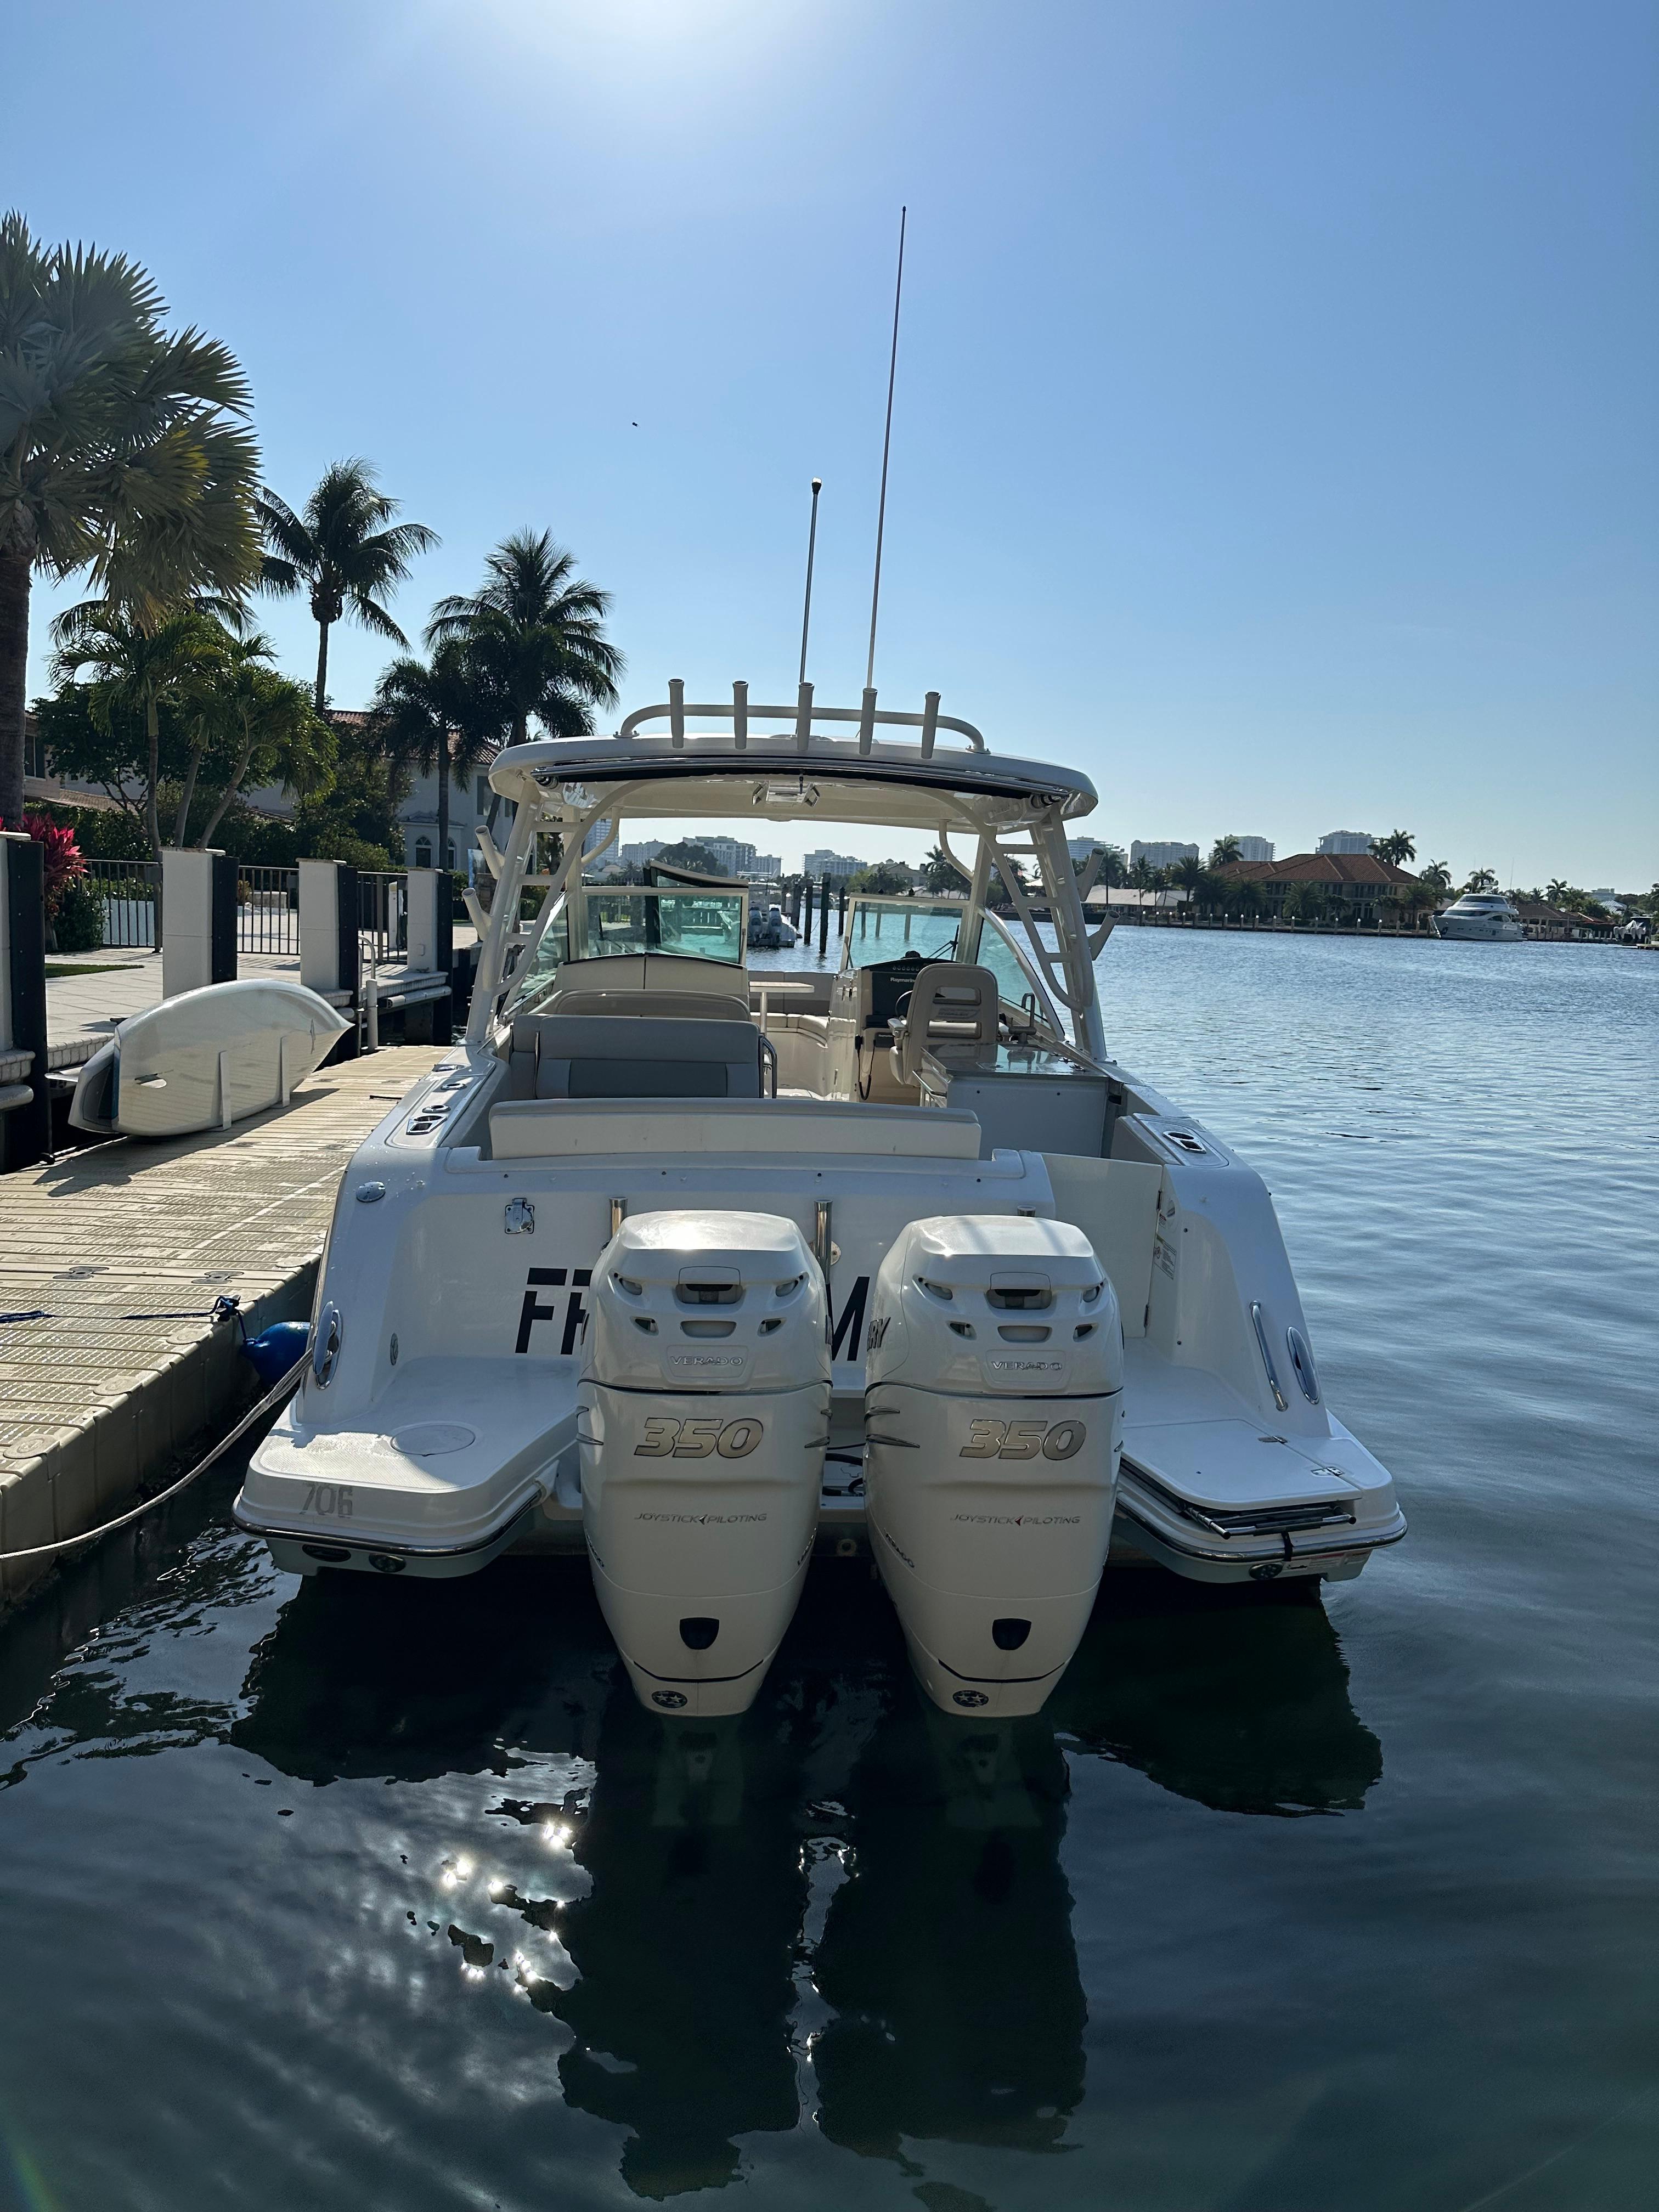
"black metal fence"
236,865,299,955
84,859,161,948
358,870,408,970
75,859,442,964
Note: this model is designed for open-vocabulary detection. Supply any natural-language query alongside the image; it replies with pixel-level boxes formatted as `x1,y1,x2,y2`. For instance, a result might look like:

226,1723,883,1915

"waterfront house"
1214,852,1420,923
1514,901,1618,942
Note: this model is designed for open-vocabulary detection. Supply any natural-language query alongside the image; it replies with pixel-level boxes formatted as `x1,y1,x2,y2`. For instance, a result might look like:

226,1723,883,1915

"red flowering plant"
21,812,87,922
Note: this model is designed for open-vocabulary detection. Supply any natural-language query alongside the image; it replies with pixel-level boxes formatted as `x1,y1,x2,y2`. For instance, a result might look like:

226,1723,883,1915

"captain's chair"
889,963,1000,1099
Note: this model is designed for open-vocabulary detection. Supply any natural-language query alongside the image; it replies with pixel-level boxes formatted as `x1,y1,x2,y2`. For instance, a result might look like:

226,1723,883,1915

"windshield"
843,898,964,968
584,887,747,964
505,884,747,1009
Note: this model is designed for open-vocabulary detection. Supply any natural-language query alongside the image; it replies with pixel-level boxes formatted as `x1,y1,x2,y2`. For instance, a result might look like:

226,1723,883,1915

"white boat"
234,689,1406,1715
69,978,351,1139
1434,891,1525,941
748,901,798,950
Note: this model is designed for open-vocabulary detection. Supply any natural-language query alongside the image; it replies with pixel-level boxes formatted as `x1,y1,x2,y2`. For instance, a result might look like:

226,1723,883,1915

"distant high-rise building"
804,848,864,880
1130,840,1199,870
617,835,778,878
1317,830,1375,855
1234,837,1274,863
699,837,757,876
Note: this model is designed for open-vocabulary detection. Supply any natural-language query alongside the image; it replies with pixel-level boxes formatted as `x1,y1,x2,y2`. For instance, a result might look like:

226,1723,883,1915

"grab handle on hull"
1250,1302,1289,1412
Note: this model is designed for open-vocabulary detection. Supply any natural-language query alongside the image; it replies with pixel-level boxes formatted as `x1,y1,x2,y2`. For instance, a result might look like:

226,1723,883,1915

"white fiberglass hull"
234,1061,1406,1621
1435,916,1524,941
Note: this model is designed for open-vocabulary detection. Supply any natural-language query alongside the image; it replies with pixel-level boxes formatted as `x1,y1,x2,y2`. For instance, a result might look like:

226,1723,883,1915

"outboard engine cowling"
864,1216,1124,1717
579,1211,830,1717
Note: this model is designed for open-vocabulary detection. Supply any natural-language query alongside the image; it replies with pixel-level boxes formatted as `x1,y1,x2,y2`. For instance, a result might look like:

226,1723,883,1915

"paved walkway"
45,932,477,1070
0,1044,443,1609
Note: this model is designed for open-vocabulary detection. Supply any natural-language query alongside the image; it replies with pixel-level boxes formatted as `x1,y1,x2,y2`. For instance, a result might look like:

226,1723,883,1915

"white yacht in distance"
1435,890,1525,941
235,688,1406,1718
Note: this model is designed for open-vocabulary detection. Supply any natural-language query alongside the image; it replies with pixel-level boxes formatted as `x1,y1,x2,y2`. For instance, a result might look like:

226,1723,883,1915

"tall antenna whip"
798,477,822,686
865,205,907,692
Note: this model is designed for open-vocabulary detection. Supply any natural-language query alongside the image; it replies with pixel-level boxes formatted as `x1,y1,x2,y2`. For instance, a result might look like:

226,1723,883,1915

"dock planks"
0,1046,441,1609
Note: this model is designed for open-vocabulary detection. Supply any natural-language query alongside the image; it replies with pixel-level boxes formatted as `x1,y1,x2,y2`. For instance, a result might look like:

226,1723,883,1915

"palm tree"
1464,867,1499,894
1370,830,1417,866
372,641,496,874
1209,834,1242,869
257,460,438,711
426,529,621,747
166,622,240,845
1418,860,1452,894
922,844,968,894
50,603,230,856
0,210,261,826
196,653,332,849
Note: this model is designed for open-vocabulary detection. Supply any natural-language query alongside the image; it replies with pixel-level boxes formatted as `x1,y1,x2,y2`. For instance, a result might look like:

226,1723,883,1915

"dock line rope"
0,1353,307,1565
0,1294,249,1336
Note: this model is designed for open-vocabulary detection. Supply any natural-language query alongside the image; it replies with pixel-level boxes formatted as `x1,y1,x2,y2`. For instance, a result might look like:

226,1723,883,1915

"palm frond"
348,592,409,646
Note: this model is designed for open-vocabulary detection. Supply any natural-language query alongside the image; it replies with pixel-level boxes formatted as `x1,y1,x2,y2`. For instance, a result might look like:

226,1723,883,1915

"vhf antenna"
798,477,822,686
865,206,907,692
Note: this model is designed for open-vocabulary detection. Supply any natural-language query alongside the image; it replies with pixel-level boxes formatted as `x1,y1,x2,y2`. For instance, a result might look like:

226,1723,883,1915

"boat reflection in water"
232,1558,1380,2197
1052,1572,1384,1817
811,1701,1085,2161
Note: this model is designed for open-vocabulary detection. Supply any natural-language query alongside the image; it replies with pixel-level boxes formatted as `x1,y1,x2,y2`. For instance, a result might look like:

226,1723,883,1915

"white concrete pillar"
161,848,236,1000
298,860,360,999
404,868,452,976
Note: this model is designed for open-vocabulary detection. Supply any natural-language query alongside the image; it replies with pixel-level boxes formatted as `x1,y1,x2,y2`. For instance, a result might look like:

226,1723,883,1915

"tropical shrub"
21,809,84,915
53,876,105,951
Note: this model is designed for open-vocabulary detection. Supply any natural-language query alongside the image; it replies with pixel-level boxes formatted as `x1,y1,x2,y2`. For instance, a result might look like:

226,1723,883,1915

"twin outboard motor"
864,1216,1124,1717
579,1211,830,1717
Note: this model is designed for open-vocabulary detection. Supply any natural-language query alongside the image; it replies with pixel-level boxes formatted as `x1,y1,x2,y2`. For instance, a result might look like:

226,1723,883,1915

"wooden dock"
0,1046,441,1609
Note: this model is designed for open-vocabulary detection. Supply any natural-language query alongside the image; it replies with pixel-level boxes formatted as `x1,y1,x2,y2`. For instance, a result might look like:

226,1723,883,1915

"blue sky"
9,0,1655,883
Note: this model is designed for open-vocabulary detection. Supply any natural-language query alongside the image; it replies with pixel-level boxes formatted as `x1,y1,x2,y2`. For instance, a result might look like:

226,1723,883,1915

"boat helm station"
235,685,1406,1718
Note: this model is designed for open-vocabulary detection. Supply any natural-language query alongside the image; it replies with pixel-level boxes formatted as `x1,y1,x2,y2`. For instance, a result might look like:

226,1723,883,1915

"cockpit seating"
845,949,942,1103
889,962,1001,1096
506,1014,764,1101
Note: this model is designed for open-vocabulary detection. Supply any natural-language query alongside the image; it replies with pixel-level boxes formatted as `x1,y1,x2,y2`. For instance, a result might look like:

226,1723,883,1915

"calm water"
3,933,1656,2211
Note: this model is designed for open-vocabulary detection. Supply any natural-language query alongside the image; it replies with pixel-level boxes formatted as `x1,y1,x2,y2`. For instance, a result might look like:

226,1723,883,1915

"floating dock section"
0,1045,440,1610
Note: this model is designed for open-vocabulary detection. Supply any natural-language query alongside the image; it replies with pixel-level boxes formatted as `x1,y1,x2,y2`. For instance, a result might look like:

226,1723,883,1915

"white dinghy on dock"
234,687,1406,1715
70,978,351,1140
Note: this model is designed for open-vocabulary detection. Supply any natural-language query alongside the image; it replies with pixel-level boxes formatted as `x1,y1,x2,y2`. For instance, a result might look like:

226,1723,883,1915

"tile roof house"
1213,853,1422,919
1514,901,1617,940
1217,853,1419,889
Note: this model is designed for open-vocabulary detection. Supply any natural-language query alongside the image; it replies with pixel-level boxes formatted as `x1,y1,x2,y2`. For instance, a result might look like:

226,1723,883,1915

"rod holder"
921,690,940,759
669,678,685,749
858,687,877,755
732,681,748,751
